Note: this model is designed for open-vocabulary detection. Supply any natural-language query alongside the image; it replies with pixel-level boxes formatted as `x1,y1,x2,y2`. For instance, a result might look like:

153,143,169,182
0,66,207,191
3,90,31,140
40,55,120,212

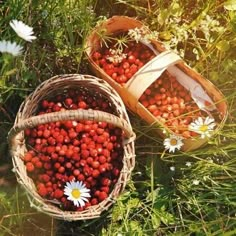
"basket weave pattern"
8,74,136,221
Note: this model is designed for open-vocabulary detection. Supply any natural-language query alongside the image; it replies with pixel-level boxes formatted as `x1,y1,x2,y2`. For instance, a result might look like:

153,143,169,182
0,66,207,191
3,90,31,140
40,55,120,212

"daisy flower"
186,162,192,167
64,180,91,207
193,180,200,185
189,116,216,139
10,19,37,42
0,40,23,56
170,166,175,171
164,134,184,153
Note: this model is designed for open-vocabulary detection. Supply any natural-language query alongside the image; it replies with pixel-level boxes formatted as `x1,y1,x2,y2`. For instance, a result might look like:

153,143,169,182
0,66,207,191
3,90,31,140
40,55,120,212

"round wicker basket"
8,74,136,221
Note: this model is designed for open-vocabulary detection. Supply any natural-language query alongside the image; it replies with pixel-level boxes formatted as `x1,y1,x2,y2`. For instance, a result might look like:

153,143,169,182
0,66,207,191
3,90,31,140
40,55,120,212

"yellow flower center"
170,138,177,146
199,125,208,132
71,189,81,199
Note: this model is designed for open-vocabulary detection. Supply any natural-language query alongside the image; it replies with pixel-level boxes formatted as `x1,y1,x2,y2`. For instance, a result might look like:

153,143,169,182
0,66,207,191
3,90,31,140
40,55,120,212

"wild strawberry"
23,152,33,162
78,101,87,109
73,169,80,176
38,186,48,197
90,198,98,205
54,189,64,199
101,177,111,186
35,161,43,169
91,161,100,169
98,155,106,164
99,164,106,173
112,168,120,177
77,174,85,181
92,169,100,178
41,100,49,109
58,166,65,173
100,186,109,194
26,162,34,172
98,191,108,202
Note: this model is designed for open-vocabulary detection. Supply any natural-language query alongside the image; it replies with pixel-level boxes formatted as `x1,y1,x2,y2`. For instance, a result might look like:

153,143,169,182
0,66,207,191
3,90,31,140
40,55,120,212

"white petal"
80,196,89,202
10,19,36,42
73,200,79,207
0,40,23,56
205,116,215,125
78,198,85,207
81,192,91,198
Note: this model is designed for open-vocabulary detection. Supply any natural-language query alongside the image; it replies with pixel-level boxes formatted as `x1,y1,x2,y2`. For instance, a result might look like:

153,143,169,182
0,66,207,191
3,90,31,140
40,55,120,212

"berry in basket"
23,89,124,211
86,16,227,151
8,74,135,220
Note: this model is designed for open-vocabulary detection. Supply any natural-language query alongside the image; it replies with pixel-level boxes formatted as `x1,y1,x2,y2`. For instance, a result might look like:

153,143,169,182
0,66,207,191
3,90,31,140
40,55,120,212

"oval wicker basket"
85,16,228,152
8,74,136,221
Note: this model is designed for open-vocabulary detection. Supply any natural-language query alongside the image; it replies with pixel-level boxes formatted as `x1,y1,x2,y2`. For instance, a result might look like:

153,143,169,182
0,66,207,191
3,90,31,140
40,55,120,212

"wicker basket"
85,15,228,151
8,74,136,221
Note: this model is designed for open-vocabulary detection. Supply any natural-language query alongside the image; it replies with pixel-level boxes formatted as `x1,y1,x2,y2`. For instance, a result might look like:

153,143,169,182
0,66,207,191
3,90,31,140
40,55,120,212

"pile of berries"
140,72,204,137
23,89,124,211
92,36,205,138
92,41,155,84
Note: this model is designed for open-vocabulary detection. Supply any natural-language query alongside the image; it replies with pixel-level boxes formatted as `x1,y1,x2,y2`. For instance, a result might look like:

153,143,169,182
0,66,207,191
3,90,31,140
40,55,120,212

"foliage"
1,0,236,235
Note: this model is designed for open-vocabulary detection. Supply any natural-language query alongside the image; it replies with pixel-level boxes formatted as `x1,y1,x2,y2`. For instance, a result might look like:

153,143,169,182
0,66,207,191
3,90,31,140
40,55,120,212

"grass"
1,0,236,235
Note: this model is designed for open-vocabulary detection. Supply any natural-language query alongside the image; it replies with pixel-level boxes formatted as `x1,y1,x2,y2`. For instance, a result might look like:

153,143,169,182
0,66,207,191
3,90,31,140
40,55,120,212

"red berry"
35,161,43,169
38,186,48,197
23,152,33,162
100,186,109,194
91,161,100,169
58,166,65,173
98,155,106,164
26,162,34,172
92,169,100,178
77,174,85,181
54,189,64,199
90,198,98,205
73,169,80,176
98,191,108,202
101,177,111,186
78,101,87,109
99,164,107,173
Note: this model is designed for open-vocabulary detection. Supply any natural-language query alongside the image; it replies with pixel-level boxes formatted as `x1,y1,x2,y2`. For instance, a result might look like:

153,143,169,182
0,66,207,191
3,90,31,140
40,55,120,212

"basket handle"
8,109,135,142
125,50,182,102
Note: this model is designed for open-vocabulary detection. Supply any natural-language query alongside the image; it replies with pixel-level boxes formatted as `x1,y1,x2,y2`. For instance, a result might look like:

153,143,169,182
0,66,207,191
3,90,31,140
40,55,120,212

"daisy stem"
150,155,154,207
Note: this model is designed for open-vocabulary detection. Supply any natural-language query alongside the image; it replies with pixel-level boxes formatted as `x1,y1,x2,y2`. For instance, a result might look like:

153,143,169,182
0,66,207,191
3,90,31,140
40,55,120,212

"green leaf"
216,40,230,52
129,220,143,235
159,31,172,40
230,13,236,32
158,9,169,26
224,0,236,10
127,198,141,209
170,2,183,17
151,210,161,228
112,201,126,221
209,71,219,81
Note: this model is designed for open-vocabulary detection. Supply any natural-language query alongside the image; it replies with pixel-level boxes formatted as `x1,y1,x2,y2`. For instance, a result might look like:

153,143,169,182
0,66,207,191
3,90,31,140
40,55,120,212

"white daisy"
64,180,91,207
164,134,184,153
186,162,192,167
189,116,216,139
0,40,23,56
193,180,200,185
170,166,175,171
10,19,37,42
